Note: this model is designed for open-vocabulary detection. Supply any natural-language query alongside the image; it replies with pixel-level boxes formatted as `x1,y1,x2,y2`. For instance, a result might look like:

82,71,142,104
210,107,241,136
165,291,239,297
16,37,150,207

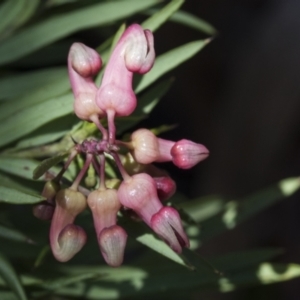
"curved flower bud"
117,173,162,226
50,188,87,262
87,188,127,266
151,206,189,253
68,42,104,121
171,139,209,169
153,176,176,201
96,24,155,117
99,225,127,267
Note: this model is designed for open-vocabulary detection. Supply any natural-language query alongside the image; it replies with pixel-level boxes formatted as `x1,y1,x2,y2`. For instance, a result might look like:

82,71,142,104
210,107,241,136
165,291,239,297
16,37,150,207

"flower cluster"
34,24,209,267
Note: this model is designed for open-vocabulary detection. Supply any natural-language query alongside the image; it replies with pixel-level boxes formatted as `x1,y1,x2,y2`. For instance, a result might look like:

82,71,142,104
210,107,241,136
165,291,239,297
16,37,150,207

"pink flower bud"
33,180,60,221
171,139,209,169
33,202,54,221
99,225,127,267
153,176,176,201
50,188,87,262
131,128,159,164
96,24,155,117
117,173,162,226
68,43,104,121
151,206,189,253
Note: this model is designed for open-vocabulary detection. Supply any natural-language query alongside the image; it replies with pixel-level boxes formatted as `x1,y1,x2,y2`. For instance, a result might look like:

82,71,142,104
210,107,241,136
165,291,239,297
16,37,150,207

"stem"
71,153,93,190
55,149,78,181
90,114,108,140
112,152,130,181
99,154,106,190
115,140,133,149
107,109,116,145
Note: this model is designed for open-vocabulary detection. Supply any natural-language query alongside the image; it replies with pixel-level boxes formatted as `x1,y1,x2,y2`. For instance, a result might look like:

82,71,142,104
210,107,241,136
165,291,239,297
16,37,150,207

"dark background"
147,0,300,299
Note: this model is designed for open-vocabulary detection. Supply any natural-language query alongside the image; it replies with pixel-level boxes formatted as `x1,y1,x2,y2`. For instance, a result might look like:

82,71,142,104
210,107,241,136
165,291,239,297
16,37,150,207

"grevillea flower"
35,23,210,267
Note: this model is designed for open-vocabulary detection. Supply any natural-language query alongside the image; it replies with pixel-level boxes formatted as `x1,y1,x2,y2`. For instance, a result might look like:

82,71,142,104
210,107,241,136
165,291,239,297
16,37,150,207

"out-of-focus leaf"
0,252,28,300
13,115,79,151
145,9,217,35
0,291,18,300
0,172,43,194
0,157,52,181
0,0,39,41
117,78,173,134
0,93,73,147
110,23,126,54
200,177,300,242
0,0,159,65
178,195,226,222
217,263,300,293
209,248,284,273
0,185,45,204
0,224,34,244
33,151,69,180
135,39,210,93
0,67,67,100
142,0,184,32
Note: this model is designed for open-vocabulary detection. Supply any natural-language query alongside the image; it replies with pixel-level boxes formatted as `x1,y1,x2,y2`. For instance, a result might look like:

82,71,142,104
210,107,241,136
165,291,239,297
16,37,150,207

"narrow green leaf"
0,185,45,204
120,216,194,269
110,23,126,54
142,0,184,32
135,39,210,93
0,252,28,300
200,177,300,242
136,233,194,270
0,157,50,181
0,0,39,41
33,152,69,180
0,67,67,100
144,9,218,35
0,0,159,65
0,93,74,147
0,224,34,244
13,115,79,151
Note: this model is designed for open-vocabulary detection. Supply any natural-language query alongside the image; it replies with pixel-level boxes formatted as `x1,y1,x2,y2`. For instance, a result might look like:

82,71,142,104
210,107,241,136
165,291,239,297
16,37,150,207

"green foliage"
0,0,298,299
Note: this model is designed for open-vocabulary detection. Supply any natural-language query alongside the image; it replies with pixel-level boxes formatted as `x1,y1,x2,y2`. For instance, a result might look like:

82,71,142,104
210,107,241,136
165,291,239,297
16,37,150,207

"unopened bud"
151,206,189,253
99,225,127,267
171,139,209,169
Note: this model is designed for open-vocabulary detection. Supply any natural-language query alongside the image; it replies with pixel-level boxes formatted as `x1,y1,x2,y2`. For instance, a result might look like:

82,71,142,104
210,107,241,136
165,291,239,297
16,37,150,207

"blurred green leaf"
33,151,69,180
0,157,50,181
200,177,300,242
171,10,217,35
0,252,28,300
142,0,184,32
0,67,67,100
0,93,74,147
0,185,44,204
135,39,210,93
0,224,34,244
0,0,39,42
209,248,284,273
0,0,159,65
